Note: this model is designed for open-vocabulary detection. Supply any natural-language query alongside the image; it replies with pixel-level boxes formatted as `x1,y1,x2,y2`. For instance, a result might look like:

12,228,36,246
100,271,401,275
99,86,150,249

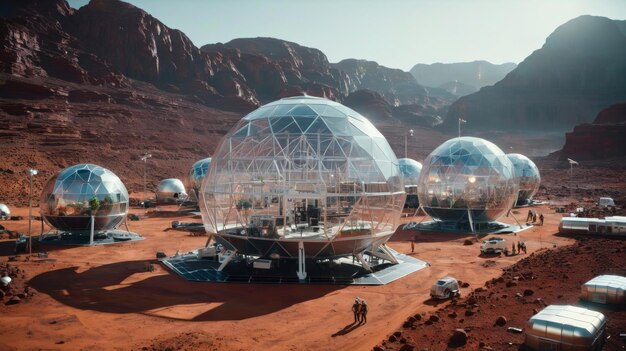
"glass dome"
40,164,129,231
156,178,187,204
417,137,518,223
398,158,422,190
199,96,404,258
188,157,212,194
507,153,541,205
399,158,422,208
0,203,10,218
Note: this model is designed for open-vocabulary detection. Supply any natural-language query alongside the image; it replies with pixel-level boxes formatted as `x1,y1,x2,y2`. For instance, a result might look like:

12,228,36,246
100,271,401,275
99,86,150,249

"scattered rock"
388,335,397,342
461,282,470,288
449,328,468,346
506,281,517,287
399,344,415,351
428,315,439,323
448,311,457,318
523,289,534,296
6,296,20,305
467,296,478,305
373,346,384,351
495,315,507,326
413,313,422,321
463,239,473,245
393,331,402,338
465,309,474,316
56,340,64,344
16,292,26,299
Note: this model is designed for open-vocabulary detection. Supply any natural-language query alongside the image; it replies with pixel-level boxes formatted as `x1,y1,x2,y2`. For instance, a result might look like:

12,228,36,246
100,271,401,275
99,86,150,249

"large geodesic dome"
156,178,187,204
40,164,129,231
188,157,211,195
199,96,405,259
417,137,518,223
507,153,541,206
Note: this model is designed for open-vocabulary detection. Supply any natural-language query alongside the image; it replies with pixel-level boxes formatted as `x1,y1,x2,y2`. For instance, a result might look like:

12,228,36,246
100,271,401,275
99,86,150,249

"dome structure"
399,158,422,208
199,96,404,260
507,153,541,206
188,157,211,195
156,178,187,204
398,158,422,189
0,203,10,218
40,164,129,231
417,137,518,223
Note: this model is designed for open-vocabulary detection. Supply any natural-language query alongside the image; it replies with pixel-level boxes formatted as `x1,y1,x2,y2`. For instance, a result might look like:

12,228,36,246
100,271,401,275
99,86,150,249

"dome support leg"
467,209,475,233
297,241,307,281
90,215,95,245
354,252,372,272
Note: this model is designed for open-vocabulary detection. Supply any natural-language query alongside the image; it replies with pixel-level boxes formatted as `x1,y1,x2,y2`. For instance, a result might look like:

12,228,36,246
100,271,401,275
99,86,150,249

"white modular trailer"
581,275,626,305
559,216,626,236
525,305,606,351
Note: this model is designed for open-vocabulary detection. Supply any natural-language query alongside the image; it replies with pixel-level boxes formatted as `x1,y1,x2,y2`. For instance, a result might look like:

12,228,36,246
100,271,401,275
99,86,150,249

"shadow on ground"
29,260,342,321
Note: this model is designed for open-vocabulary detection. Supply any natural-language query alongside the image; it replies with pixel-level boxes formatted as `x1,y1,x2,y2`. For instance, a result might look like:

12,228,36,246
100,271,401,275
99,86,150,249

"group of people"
526,210,544,226
507,241,527,255
351,297,368,324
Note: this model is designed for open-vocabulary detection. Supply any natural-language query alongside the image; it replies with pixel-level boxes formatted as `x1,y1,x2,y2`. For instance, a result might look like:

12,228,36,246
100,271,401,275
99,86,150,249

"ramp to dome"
161,248,427,285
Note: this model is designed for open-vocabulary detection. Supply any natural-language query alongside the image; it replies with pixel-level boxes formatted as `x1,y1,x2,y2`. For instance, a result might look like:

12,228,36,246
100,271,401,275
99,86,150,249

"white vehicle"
598,197,615,208
430,276,460,299
480,237,507,254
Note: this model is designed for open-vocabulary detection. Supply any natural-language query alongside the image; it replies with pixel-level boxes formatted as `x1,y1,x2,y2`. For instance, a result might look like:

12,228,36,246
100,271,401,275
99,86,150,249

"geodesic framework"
188,157,211,195
199,96,405,261
417,137,518,223
507,153,540,206
40,164,129,231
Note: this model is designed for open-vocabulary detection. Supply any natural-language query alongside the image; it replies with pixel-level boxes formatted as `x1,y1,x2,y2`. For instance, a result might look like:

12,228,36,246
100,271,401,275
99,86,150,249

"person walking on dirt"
352,297,361,323
539,213,544,226
517,241,521,253
526,210,533,222
411,239,415,253
532,212,537,223
512,242,516,255
360,299,368,324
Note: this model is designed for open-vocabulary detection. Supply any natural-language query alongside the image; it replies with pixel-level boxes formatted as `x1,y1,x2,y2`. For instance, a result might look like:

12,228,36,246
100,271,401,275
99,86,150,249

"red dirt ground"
0,157,625,351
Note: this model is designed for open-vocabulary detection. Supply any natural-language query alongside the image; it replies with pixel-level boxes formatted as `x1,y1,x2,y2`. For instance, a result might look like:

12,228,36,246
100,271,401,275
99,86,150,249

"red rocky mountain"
559,103,626,161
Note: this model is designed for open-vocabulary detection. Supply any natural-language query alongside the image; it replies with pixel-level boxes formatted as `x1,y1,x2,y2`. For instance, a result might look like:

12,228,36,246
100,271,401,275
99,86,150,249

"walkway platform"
161,247,428,285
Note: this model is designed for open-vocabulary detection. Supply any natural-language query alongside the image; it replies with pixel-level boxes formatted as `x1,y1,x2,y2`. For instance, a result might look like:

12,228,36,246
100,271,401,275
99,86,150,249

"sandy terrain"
0,202,585,351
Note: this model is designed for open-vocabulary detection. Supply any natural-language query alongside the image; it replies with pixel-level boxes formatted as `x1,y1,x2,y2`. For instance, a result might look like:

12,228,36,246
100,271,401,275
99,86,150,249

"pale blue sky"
67,0,626,71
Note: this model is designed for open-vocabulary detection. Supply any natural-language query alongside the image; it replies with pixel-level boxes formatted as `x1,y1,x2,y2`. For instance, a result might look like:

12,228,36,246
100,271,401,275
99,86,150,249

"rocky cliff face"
333,59,427,105
444,16,626,132
559,103,626,161
343,89,443,127
410,61,516,96
202,37,350,101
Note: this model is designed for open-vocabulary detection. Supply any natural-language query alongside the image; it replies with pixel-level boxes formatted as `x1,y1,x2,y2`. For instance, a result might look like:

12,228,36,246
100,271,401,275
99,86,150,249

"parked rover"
430,276,460,299
480,237,507,254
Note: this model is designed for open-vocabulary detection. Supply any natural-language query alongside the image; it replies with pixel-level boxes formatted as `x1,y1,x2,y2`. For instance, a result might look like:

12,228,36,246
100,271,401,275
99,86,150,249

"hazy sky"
67,0,626,71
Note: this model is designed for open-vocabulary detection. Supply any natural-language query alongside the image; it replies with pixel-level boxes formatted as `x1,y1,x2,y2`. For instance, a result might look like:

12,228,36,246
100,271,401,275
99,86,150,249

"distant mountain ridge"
0,0,439,113
443,15,626,132
410,61,516,96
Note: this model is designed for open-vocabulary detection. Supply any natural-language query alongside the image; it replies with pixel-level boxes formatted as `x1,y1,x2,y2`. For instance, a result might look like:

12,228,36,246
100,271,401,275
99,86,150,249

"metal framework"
199,97,405,277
